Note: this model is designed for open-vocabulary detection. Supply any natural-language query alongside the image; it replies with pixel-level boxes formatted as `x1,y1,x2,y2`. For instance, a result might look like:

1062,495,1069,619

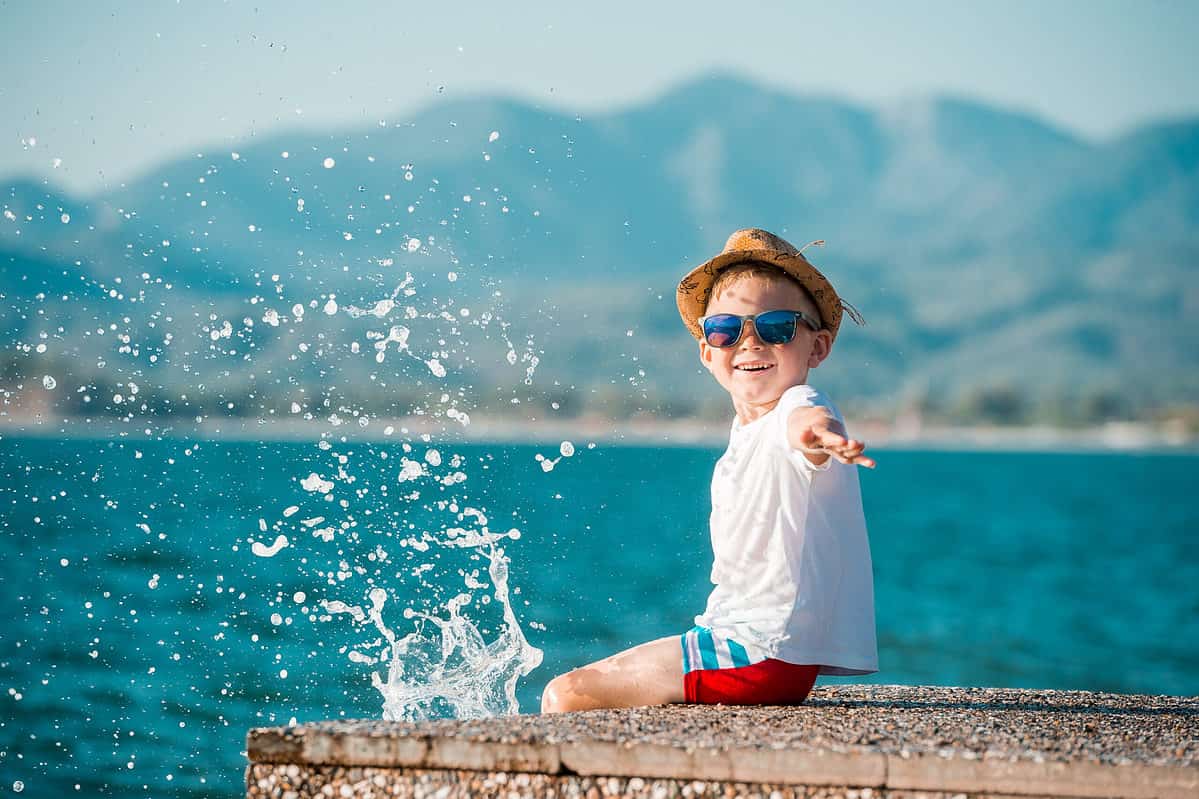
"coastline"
2,412,1196,453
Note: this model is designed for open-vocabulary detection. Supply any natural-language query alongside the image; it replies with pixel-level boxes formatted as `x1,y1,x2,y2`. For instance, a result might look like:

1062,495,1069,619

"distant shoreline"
2,413,1195,454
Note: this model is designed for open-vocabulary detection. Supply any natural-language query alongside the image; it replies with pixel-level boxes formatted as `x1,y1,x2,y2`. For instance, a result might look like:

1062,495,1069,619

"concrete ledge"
557,741,888,787
246,685,1198,798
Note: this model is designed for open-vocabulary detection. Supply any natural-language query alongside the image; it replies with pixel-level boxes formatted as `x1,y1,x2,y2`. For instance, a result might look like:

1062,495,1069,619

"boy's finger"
833,448,874,467
819,430,848,448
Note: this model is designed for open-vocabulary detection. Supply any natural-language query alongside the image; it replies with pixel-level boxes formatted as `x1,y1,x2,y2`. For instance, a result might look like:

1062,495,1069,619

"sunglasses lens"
754,311,798,345
703,314,743,347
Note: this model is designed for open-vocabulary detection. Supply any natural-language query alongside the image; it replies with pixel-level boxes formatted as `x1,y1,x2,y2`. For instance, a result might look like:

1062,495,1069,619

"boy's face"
699,274,833,421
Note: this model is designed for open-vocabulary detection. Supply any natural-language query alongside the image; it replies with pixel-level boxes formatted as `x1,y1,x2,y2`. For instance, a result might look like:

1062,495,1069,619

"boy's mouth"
734,362,774,373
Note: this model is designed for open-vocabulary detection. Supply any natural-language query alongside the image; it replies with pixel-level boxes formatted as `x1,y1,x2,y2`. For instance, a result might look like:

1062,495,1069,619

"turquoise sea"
1,436,1197,797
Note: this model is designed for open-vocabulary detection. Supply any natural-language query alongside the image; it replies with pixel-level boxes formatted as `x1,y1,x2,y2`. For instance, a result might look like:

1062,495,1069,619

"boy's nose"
739,320,765,347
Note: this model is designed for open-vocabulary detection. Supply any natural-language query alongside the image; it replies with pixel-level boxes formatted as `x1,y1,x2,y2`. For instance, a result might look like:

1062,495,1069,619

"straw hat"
675,228,862,342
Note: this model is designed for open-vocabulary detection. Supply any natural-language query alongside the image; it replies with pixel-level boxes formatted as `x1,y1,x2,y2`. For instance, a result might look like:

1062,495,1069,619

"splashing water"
2,117,567,795
242,237,553,723
251,534,289,557
325,540,541,721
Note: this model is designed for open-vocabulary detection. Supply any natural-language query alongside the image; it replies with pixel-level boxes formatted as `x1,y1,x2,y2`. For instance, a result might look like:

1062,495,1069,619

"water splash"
251,534,289,558
323,542,541,721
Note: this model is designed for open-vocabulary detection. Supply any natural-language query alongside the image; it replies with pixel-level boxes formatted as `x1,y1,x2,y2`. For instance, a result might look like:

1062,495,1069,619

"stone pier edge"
247,726,1196,799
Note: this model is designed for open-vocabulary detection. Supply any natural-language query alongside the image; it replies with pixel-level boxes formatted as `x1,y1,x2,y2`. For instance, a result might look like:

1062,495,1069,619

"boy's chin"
728,374,809,402
730,385,786,406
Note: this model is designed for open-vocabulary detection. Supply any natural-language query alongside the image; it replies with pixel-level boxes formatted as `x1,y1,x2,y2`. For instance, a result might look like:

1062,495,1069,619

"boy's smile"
699,274,832,425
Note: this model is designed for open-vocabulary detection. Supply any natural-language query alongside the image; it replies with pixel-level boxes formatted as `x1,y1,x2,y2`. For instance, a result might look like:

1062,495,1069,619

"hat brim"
676,248,844,342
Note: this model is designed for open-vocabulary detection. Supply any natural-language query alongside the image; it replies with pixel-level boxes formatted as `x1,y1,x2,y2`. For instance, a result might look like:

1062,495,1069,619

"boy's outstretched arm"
787,406,876,469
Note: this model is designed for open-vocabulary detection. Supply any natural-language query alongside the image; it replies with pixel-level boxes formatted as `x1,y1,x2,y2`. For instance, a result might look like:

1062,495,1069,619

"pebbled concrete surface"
246,684,1199,798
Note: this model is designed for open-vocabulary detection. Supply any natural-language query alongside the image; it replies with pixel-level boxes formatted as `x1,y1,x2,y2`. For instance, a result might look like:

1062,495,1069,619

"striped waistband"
681,625,762,673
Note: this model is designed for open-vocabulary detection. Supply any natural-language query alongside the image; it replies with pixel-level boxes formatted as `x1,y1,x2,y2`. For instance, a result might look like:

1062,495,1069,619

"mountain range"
3,73,1197,425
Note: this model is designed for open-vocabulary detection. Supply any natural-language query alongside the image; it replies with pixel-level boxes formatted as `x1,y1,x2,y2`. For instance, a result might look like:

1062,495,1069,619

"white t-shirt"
694,384,878,676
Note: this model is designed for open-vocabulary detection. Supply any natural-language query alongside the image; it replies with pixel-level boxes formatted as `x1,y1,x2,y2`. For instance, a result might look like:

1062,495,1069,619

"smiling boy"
541,228,878,711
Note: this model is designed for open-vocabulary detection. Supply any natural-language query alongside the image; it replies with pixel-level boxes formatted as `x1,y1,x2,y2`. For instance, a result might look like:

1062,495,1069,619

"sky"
2,0,1197,195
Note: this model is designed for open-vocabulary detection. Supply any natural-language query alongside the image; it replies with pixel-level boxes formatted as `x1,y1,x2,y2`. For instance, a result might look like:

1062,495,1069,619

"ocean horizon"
2,413,1195,454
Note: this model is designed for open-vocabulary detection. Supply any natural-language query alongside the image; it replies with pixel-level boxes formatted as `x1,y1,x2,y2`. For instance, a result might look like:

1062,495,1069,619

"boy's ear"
698,340,714,372
807,330,833,369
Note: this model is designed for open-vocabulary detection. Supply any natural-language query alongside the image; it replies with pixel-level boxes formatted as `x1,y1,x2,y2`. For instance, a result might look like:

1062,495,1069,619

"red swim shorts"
684,657,819,704
681,627,819,705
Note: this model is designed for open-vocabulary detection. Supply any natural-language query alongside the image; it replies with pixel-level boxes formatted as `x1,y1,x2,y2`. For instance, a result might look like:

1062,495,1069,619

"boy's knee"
540,673,576,714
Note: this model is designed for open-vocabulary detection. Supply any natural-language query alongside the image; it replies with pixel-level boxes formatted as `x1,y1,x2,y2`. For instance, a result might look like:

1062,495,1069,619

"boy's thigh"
554,636,685,709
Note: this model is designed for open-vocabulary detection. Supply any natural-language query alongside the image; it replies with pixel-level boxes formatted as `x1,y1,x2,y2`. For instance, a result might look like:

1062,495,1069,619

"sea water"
2,440,1197,798
2,220,558,795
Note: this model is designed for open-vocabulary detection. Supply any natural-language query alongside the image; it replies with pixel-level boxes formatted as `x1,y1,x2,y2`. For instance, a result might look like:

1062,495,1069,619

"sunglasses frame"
698,309,822,348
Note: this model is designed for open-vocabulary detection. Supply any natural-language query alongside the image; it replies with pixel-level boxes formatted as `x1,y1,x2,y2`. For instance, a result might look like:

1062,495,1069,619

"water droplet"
300,473,333,493
42,375,56,390
488,130,500,143
323,157,336,169
252,535,290,558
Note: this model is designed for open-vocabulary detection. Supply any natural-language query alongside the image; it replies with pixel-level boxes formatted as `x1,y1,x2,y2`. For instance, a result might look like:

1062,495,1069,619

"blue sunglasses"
699,309,821,348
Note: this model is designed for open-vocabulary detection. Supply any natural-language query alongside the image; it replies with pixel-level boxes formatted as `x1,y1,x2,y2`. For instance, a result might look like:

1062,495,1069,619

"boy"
541,228,877,712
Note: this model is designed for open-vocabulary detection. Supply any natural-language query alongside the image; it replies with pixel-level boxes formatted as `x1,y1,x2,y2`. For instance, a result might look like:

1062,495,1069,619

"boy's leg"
541,636,684,713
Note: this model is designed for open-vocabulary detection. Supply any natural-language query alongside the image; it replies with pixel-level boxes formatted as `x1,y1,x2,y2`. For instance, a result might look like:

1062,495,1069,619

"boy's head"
676,228,861,413
676,228,857,343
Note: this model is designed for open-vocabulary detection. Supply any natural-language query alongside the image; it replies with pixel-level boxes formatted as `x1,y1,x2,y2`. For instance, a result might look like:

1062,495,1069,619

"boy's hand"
788,407,876,469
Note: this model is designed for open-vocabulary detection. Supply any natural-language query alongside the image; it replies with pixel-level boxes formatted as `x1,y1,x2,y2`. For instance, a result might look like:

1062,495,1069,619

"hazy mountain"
3,72,1197,423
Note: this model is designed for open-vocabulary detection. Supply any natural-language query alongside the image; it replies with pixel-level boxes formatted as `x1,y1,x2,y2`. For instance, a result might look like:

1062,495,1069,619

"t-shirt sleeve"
775,385,841,473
